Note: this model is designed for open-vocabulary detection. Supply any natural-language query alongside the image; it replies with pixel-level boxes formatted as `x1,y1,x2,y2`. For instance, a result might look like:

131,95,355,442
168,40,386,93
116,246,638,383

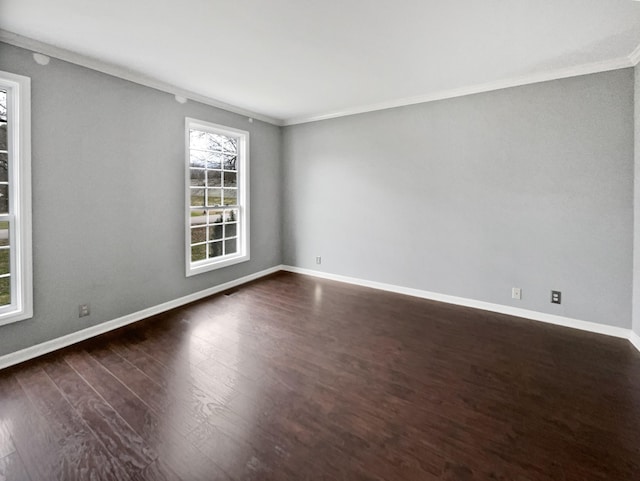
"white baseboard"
1,264,638,370
281,266,638,349
0,265,282,370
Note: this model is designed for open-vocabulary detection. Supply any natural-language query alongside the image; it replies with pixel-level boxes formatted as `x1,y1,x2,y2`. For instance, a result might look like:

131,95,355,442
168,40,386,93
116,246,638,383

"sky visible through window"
189,129,240,263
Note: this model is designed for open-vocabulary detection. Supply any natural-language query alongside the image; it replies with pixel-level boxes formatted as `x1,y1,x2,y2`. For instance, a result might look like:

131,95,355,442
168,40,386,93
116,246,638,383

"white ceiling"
1,0,640,125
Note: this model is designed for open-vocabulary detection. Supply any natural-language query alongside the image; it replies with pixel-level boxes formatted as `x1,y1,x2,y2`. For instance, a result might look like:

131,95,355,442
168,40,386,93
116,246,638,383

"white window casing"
0,70,33,326
185,118,250,276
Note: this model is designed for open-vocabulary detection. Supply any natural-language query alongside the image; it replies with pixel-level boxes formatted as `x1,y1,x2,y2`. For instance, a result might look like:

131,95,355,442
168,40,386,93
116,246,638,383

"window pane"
225,209,239,223
0,94,10,308
209,241,223,258
213,134,237,153
209,224,223,241
0,90,5,119
222,189,237,206
223,171,237,187
208,210,223,224
206,188,222,207
191,227,206,245
189,151,206,169
223,155,237,171
198,133,235,154
187,122,246,273
0,81,32,318
205,153,223,169
224,223,237,238
0,184,8,214
190,210,206,227
191,131,237,154
0,221,8,247
0,90,6,152
190,151,222,169
0,277,9,306
0,248,8,276
190,188,204,207
189,130,212,152
191,244,206,262
190,168,205,187
0,123,5,152
225,238,237,255
207,170,221,187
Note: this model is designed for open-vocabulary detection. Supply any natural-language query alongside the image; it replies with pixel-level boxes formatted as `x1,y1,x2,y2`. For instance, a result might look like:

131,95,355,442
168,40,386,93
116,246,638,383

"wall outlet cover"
79,304,91,317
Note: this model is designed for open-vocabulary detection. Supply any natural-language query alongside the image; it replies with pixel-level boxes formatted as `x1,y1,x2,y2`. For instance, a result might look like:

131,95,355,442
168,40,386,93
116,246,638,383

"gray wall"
0,42,282,356
282,69,634,328
634,65,640,338
0,40,635,358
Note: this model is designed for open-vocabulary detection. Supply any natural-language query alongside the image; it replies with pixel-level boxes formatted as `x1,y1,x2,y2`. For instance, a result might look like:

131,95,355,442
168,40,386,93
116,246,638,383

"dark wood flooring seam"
58,356,161,475
85,347,236,480
35,365,139,481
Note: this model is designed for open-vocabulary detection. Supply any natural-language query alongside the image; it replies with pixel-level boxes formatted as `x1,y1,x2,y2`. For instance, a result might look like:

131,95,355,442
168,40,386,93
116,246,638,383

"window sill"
0,305,33,327
186,253,250,277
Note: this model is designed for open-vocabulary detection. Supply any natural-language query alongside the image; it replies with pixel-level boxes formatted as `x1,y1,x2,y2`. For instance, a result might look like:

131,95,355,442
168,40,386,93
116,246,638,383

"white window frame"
0,70,33,326
185,118,250,276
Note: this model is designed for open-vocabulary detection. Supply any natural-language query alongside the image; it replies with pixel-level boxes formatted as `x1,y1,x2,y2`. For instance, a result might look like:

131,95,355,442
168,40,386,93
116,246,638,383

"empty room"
0,1,640,480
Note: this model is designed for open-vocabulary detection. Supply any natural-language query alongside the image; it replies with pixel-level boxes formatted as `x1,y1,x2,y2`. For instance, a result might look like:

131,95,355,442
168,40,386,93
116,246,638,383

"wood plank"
14,363,133,481
41,357,155,472
63,350,231,481
0,418,15,459
0,370,73,481
0,452,31,481
0,271,639,479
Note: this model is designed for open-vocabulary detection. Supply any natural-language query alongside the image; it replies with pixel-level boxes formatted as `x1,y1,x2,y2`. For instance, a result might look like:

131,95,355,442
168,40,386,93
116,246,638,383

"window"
0,71,32,326
185,119,249,276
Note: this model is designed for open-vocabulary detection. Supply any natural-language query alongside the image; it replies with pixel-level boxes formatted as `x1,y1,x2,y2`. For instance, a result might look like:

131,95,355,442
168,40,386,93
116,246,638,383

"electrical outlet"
551,291,561,304
511,287,522,300
79,304,90,317
316,256,322,265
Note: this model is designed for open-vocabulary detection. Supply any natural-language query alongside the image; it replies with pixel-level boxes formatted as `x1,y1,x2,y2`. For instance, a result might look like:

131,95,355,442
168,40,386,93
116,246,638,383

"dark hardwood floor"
1,271,639,480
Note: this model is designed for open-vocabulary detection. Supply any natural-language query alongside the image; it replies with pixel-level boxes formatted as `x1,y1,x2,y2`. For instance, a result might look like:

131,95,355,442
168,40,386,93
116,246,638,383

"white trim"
629,43,640,66
283,56,634,125
185,119,250,276
2,29,637,127
0,264,637,370
0,265,281,371
281,266,634,341
0,70,33,326
0,29,282,126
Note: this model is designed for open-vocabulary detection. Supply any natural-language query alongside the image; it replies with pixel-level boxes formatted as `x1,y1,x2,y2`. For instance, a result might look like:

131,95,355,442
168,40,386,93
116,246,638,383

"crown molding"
629,42,640,66
283,56,635,126
0,29,283,126
1,29,637,128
